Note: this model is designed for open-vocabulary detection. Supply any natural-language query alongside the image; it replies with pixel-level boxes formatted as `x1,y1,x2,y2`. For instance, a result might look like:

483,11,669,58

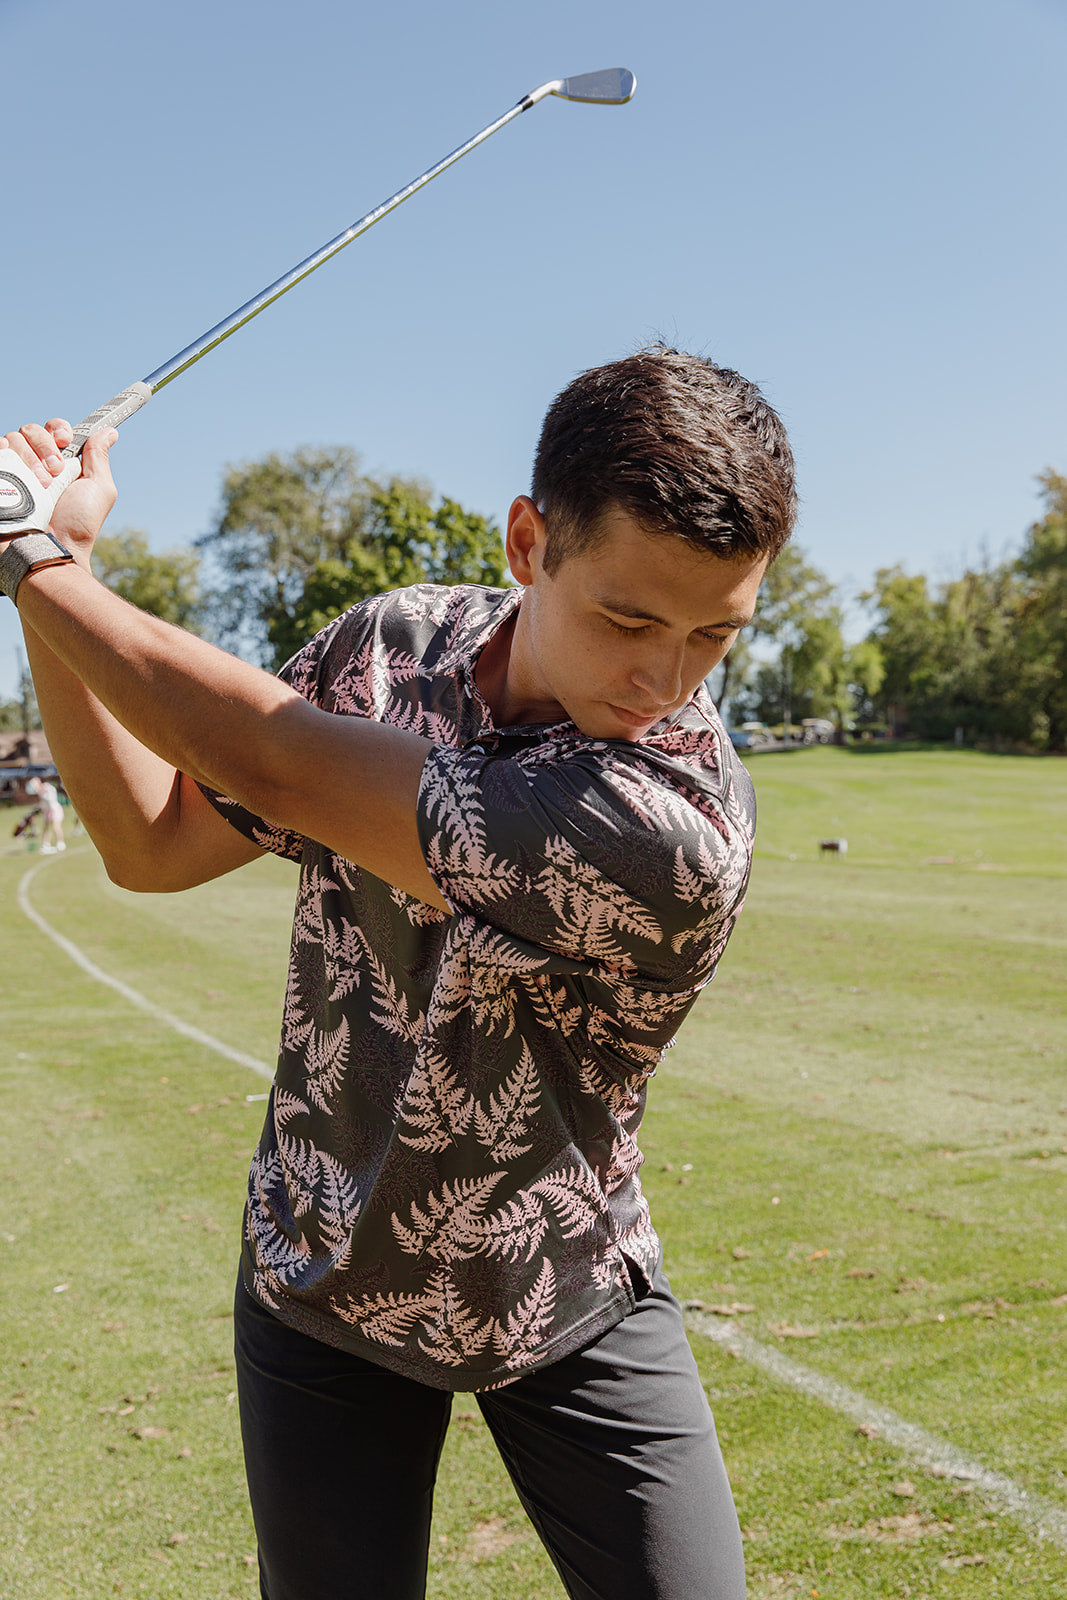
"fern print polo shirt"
203,583,756,1390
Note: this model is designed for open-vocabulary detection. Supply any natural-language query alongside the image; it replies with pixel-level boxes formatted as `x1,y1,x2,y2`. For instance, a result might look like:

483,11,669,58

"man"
24,775,66,852
2,347,795,1600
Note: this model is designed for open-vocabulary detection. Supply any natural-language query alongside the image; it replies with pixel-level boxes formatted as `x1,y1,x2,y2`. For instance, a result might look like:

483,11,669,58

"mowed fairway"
1,747,1065,1597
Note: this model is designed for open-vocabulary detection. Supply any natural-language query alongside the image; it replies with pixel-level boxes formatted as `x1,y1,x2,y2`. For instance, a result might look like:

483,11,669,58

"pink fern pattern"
388,883,449,928
471,1043,541,1162
331,1284,443,1346
491,1258,557,1367
392,1173,506,1263
395,1042,476,1151
417,1273,495,1368
201,585,756,1390
303,1017,351,1112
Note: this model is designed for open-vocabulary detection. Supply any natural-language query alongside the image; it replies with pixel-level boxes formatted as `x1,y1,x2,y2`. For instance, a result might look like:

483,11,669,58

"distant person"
2,346,796,1600
25,776,66,853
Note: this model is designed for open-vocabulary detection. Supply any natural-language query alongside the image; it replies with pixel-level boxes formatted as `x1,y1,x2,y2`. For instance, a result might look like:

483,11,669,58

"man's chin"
572,704,660,742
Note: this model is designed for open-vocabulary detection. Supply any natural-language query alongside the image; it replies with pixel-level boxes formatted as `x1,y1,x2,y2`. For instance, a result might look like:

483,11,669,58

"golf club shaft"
137,68,631,398
2,71,634,538
144,93,541,395
53,93,541,477
17,92,539,512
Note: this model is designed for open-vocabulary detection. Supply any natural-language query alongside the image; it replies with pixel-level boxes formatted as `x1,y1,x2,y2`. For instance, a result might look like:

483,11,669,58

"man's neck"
475,598,566,729
474,604,519,726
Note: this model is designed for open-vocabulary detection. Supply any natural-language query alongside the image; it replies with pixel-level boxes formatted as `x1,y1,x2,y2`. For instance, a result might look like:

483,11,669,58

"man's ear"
505,496,547,588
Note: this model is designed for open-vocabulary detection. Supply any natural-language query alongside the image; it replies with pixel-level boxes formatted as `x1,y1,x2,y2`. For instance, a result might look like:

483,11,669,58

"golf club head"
552,68,636,105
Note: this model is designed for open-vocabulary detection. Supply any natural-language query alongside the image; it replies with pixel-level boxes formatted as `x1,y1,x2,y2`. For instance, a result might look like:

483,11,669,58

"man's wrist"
0,531,76,604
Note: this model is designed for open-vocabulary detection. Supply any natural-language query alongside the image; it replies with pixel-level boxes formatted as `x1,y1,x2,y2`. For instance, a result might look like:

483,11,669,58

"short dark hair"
531,346,797,574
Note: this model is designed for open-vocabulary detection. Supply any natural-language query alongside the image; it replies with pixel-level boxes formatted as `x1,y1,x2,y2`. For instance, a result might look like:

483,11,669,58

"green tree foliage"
196,447,372,664
714,547,826,714
199,447,506,670
182,439,1067,751
1015,470,1067,750
840,637,885,726
750,546,838,645
92,529,203,631
729,546,878,732
861,481,1066,750
0,696,39,734
0,657,41,734
751,548,845,726
858,567,934,717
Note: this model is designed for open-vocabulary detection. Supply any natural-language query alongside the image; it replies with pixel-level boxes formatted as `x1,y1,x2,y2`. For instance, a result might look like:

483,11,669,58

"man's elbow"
95,826,205,893
101,848,189,894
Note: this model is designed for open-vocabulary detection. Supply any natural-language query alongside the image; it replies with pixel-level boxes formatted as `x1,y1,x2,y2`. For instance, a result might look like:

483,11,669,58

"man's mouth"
607,703,661,731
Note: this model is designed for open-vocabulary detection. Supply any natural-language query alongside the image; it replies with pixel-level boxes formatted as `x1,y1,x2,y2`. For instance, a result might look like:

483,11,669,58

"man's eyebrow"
595,596,754,630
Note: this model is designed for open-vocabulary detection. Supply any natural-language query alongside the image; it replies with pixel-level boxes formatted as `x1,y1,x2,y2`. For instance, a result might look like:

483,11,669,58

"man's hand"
0,421,118,561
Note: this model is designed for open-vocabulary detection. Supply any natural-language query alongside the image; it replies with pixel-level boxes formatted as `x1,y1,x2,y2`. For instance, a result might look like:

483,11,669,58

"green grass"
644,748,1067,1596
2,747,1066,1596
0,848,558,1599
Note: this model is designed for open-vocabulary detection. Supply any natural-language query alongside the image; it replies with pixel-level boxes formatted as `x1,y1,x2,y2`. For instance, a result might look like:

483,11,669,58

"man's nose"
631,647,685,706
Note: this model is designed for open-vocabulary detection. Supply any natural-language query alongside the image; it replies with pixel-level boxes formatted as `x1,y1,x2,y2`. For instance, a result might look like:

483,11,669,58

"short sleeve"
416,738,753,986
196,786,306,860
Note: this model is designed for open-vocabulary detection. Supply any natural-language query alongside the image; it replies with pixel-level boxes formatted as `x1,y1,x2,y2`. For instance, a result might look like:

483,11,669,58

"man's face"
503,501,767,742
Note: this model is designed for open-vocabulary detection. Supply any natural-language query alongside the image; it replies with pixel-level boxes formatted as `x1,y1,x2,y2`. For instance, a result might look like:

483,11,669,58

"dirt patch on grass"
464,1516,525,1562
749,1577,812,1598
826,1509,955,1543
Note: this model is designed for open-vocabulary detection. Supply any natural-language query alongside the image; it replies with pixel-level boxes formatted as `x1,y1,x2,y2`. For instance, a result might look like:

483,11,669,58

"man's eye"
604,616,648,635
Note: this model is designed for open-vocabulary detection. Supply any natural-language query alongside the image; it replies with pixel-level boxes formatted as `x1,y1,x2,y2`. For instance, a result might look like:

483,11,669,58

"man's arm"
5,420,264,891
22,627,267,891
3,422,448,911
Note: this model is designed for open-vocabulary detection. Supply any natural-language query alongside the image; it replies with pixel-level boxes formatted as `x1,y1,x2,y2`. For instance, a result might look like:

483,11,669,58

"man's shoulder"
375,583,518,669
448,680,754,840
629,688,756,834
282,583,517,699
419,691,756,985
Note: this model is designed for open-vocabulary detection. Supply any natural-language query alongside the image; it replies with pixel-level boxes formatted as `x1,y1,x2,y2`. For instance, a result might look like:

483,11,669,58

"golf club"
0,69,635,540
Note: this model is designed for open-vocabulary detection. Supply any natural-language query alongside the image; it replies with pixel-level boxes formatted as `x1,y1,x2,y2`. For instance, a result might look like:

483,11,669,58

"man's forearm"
21,619,201,880
19,562,319,798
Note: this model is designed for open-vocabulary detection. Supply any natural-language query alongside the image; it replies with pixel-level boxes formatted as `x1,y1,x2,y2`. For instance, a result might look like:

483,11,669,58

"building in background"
0,730,58,805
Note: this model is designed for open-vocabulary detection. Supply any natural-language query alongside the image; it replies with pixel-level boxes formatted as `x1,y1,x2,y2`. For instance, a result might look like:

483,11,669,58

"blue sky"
2,0,1065,698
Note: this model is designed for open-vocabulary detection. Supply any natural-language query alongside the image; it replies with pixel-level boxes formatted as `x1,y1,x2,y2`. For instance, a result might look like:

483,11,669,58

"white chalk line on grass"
17,857,1066,1552
16,854,274,1083
687,1310,1067,1550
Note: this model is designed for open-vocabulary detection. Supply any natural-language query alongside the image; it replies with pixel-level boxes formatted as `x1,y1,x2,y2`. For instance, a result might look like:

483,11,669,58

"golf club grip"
62,381,152,459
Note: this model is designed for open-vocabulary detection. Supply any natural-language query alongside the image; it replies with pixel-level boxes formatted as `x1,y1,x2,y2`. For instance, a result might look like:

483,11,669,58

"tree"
840,638,885,727
941,565,1039,743
92,529,204,631
0,694,38,735
270,482,508,667
728,546,871,731
783,620,885,736
754,547,840,727
1014,470,1067,751
0,652,41,734
199,446,506,670
749,546,838,647
861,557,1047,746
197,446,375,664
859,567,936,729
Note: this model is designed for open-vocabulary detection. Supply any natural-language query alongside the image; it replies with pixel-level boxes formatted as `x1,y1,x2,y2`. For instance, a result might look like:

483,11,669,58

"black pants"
234,1265,746,1600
